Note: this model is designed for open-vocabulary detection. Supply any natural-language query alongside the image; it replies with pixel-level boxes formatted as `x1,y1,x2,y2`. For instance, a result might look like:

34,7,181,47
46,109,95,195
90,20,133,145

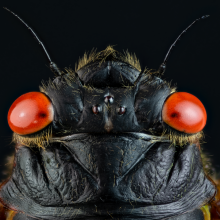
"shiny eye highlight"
162,92,207,134
92,105,101,114
117,106,126,115
8,92,54,135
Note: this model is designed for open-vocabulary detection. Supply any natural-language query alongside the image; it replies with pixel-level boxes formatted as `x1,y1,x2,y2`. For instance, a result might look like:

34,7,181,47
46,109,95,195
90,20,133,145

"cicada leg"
0,203,16,220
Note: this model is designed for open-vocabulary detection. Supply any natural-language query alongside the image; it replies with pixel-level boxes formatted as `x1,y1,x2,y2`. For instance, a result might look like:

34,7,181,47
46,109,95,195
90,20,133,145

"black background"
0,0,220,181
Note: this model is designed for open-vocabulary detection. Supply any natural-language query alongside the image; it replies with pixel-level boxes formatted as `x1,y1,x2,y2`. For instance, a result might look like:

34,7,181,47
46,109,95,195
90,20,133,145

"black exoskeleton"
1,8,215,220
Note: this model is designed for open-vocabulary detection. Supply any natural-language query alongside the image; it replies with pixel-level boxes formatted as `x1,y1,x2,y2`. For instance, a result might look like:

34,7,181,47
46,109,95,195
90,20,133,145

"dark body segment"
0,134,215,219
10,208,206,220
46,61,171,136
77,61,140,87
0,56,216,220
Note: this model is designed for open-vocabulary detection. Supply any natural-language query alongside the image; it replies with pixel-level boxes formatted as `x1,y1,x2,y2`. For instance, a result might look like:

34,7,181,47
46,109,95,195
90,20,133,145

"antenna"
158,15,209,75
3,7,62,76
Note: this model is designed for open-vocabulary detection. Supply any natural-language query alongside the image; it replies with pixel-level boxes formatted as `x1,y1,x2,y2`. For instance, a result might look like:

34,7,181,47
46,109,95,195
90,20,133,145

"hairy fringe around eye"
165,131,204,146
162,124,204,146
12,126,52,149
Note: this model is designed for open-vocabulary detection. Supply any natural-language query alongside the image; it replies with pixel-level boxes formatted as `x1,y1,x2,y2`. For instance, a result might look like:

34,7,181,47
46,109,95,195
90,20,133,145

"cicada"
0,8,219,220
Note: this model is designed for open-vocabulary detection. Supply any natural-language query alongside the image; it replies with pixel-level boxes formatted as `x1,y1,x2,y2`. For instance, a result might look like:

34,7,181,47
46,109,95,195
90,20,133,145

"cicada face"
0,48,216,220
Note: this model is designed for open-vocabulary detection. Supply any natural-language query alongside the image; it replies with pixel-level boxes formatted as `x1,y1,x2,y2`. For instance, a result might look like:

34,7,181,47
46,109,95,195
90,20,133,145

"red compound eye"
8,92,54,135
162,92,207,134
